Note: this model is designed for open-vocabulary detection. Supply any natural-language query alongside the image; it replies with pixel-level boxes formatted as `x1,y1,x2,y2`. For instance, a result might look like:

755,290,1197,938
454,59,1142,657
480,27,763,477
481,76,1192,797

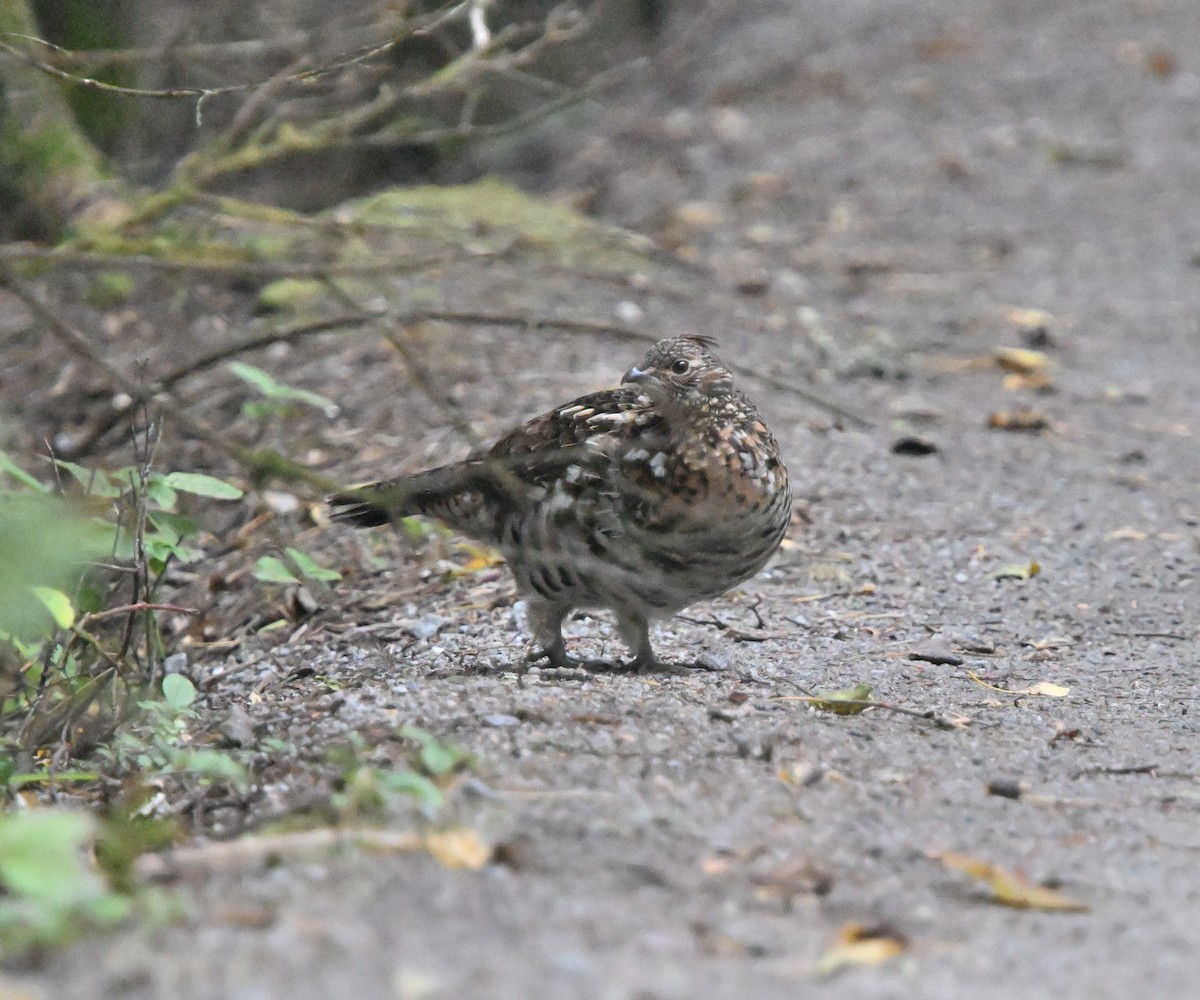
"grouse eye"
671,358,691,375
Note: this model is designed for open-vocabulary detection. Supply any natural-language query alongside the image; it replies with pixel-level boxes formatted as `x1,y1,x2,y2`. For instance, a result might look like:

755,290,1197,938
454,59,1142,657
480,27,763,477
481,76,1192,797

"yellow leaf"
1023,681,1070,697
1005,307,1057,331
424,828,491,870
814,922,906,976
451,542,505,576
31,586,75,629
808,683,874,715
934,852,1088,912
995,346,1052,374
992,559,1040,580
1002,371,1055,392
966,672,1069,697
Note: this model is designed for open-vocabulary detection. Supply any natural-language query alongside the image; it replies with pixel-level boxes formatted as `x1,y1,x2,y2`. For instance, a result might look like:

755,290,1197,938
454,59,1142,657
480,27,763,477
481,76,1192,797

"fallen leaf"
451,542,505,575
751,858,833,905
1025,635,1073,651
933,851,1088,912
988,408,1050,432
1023,681,1070,697
1002,371,1055,392
814,922,906,976
808,683,874,715
1005,306,1058,332
992,560,1041,580
994,346,1052,375
967,672,1069,697
424,828,491,870
1105,526,1147,541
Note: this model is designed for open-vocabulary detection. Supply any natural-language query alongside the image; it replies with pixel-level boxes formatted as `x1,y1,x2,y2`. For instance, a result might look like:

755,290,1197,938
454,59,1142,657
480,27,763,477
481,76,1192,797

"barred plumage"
329,336,791,672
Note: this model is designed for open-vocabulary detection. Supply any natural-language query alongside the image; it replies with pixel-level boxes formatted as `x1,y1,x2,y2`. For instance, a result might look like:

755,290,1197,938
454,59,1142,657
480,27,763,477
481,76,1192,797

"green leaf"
285,547,341,582
401,725,470,776
257,277,325,311
143,534,203,567
144,478,177,510
159,472,244,500
809,683,875,715
52,459,122,497
161,674,196,711
0,452,45,491
380,770,445,813
253,556,300,584
227,362,338,416
0,810,101,906
147,510,199,540
31,587,75,629
0,494,109,639
175,749,247,789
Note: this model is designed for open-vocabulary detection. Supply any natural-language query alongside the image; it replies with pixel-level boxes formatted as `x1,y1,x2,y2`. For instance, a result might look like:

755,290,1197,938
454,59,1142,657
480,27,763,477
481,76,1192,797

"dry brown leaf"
814,922,906,977
988,408,1050,432
424,828,491,870
751,858,833,904
933,851,1088,912
1002,371,1055,392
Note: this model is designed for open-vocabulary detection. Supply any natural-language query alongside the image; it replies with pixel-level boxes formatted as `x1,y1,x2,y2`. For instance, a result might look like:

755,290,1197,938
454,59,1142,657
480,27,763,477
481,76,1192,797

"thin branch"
0,262,334,490
8,32,311,70
0,12,437,102
0,243,505,281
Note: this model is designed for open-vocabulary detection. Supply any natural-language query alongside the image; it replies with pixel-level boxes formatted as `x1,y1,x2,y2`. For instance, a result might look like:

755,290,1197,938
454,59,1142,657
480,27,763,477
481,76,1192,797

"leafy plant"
0,809,131,958
329,728,473,821
228,361,339,421
253,547,342,585
1,448,243,733
94,675,248,791
0,487,109,642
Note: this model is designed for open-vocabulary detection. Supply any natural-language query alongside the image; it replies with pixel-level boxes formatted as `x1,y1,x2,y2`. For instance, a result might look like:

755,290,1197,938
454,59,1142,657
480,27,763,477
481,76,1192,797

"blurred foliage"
0,487,108,642
0,809,131,958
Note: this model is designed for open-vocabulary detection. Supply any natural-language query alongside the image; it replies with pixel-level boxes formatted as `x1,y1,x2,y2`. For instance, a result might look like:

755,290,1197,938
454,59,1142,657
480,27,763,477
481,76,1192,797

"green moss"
336,177,653,270
84,270,135,306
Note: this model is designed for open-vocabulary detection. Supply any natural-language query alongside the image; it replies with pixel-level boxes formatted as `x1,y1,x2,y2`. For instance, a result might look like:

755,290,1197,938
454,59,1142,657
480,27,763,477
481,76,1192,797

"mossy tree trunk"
0,0,124,240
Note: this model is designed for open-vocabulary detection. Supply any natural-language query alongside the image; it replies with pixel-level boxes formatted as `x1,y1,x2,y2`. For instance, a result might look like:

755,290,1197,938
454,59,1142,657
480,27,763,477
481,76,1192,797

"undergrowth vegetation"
0,395,466,958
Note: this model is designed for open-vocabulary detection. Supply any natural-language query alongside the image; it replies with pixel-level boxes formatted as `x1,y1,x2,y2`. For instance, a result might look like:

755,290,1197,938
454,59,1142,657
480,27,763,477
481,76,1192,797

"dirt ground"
6,0,1200,996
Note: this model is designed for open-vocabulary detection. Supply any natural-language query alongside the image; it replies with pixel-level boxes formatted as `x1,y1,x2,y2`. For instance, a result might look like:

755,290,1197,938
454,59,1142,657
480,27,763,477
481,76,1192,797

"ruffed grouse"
329,336,791,672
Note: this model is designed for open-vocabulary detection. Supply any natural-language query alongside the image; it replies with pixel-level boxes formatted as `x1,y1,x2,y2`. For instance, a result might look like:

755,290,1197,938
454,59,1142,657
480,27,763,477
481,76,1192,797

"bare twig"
0,24,412,102
0,262,333,490
136,827,427,879
0,242,504,281
78,602,198,625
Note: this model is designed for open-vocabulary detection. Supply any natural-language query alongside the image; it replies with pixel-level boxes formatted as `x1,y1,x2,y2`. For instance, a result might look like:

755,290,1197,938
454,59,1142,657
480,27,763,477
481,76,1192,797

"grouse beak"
622,365,648,385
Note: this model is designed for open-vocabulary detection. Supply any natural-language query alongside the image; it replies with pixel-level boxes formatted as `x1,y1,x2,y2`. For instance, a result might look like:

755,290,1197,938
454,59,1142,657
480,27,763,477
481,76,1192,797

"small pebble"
987,778,1026,800
614,300,644,323
409,613,446,641
163,652,189,675
891,435,939,456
